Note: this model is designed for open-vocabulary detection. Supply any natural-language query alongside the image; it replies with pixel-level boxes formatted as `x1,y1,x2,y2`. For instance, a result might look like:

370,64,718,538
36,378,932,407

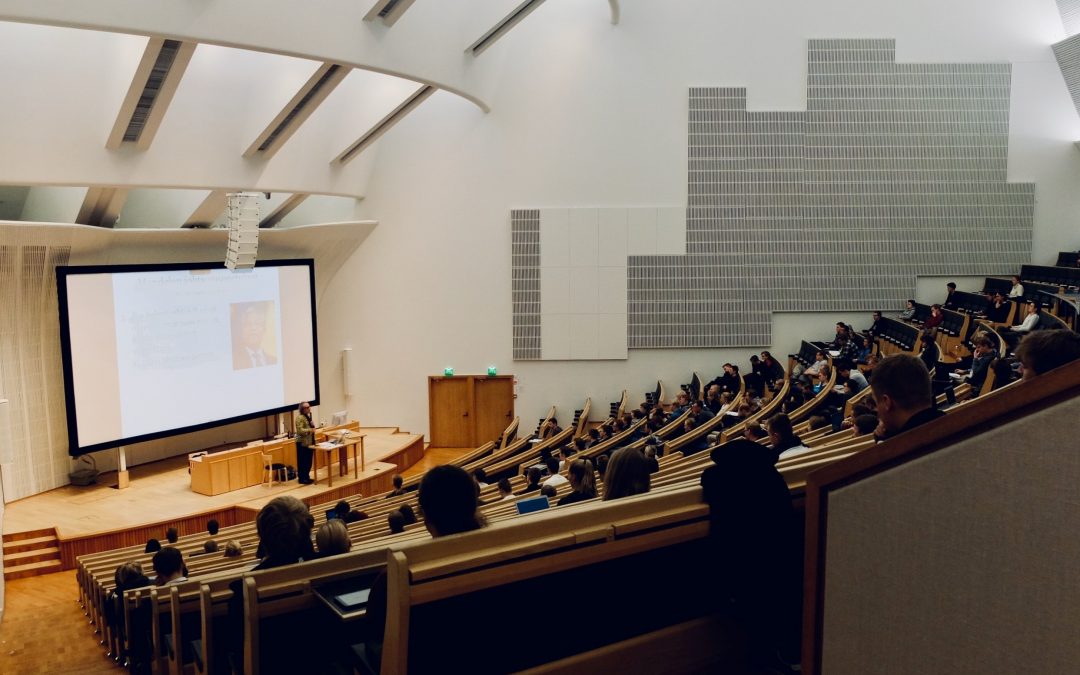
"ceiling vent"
333,85,435,165
466,0,548,57
107,39,196,150
244,63,351,160
364,0,417,27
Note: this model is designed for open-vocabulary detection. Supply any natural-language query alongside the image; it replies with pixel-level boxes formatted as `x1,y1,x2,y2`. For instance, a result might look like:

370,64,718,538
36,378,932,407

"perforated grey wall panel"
1053,33,1080,120
511,209,541,359
627,38,1033,348
1058,0,1080,36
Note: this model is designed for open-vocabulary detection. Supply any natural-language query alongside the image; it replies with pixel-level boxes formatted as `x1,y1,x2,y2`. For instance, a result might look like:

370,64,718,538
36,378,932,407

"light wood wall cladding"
428,375,514,447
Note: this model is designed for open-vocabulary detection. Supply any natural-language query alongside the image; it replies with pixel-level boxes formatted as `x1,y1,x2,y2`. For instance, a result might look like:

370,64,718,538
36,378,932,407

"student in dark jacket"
518,467,543,495
871,353,945,441
919,332,940,375
710,364,741,394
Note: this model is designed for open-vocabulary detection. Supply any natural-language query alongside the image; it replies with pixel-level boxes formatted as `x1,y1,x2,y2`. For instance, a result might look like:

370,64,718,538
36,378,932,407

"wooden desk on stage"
314,433,365,488
189,437,295,496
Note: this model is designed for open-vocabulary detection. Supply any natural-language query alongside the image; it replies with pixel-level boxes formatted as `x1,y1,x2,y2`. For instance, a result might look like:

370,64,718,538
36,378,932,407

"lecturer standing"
295,401,315,484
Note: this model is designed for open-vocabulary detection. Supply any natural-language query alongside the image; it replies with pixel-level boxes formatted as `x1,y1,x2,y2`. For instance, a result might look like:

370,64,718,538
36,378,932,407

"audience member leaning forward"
870,353,944,441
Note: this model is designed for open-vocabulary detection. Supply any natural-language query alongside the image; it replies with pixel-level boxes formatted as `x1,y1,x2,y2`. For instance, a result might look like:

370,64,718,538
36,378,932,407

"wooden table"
313,434,365,488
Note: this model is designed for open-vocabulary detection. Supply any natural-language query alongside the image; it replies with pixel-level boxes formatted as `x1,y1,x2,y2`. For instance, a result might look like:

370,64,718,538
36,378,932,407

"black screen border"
57,259,320,456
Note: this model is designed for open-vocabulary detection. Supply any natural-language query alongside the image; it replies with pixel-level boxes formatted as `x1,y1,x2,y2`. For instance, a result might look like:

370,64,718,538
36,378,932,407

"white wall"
316,0,1080,439
19,186,87,223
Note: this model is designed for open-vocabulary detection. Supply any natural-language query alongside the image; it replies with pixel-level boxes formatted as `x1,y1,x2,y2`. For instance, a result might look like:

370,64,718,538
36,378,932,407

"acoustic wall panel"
1058,0,1080,37
512,39,1034,356
510,209,541,360
1053,33,1080,120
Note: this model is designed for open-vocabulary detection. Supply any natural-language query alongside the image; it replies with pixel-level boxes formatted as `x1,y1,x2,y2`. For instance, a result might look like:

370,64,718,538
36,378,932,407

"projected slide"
58,261,318,455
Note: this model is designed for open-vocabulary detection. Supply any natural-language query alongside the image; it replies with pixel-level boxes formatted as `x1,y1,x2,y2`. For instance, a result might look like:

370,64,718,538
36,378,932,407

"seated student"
557,459,598,505
811,367,831,394
152,547,187,586
643,446,661,474
602,448,651,501
835,361,868,393
586,427,602,447
497,477,515,500
943,282,958,309
107,562,152,669
722,403,754,429
365,465,487,668
144,538,161,554
806,415,829,433
923,304,944,331
1009,274,1024,298
165,527,179,545
768,414,809,463
760,351,785,387
387,511,406,534
644,434,665,458
596,454,610,480
704,384,723,414
541,457,568,488
385,474,407,498
202,540,219,555
473,468,490,488
700,439,801,671
689,399,715,425
1015,329,1080,379
900,299,916,321
223,540,243,558
919,332,940,374
315,519,352,557
985,291,1011,323
668,390,691,418
1003,300,1043,349
852,414,879,437
539,417,562,439
799,350,829,383
743,423,769,443
207,519,220,537
398,504,417,526
518,467,543,495
680,417,710,455
870,353,945,441
711,363,741,394
955,333,996,393
539,484,558,499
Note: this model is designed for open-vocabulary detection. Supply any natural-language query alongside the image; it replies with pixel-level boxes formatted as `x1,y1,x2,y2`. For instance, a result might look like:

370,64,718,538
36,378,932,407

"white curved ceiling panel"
0,0,506,109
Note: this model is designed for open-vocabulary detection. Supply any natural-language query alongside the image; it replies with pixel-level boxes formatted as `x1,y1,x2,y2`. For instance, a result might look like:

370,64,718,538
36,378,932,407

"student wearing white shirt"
1008,275,1024,299
541,458,568,488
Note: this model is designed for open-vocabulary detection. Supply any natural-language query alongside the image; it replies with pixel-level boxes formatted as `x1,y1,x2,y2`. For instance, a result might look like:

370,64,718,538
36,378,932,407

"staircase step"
2,535,59,553
2,527,57,543
4,558,62,580
3,546,61,564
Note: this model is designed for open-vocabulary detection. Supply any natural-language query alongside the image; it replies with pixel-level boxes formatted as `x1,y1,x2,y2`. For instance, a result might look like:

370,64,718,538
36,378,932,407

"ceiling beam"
333,85,435,165
106,38,197,151
181,189,230,228
363,0,418,27
466,0,548,57
75,187,129,228
243,63,351,161
259,193,309,229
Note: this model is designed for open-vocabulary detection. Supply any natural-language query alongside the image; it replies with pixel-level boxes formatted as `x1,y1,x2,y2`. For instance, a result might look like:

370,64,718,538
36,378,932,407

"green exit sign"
443,367,454,376
487,365,497,376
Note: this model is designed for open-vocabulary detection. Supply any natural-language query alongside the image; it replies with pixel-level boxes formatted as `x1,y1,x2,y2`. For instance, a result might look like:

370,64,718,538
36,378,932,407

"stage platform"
2,427,424,570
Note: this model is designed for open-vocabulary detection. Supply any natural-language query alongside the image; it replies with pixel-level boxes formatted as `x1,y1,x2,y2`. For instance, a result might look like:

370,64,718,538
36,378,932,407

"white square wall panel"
540,267,571,315
541,313,571,360
569,266,599,315
569,315,599,360
597,313,628,360
656,207,687,255
539,208,570,267
627,208,658,256
596,266,628,312
568,208,599,268
597,209,628,267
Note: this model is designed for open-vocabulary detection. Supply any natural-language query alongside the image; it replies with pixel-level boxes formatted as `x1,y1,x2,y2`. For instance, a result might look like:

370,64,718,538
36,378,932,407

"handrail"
801,359,1080,675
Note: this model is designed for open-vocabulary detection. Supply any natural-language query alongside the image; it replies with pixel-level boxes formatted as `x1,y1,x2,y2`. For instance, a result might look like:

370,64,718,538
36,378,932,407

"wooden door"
429,377,473,447
473,376,514,446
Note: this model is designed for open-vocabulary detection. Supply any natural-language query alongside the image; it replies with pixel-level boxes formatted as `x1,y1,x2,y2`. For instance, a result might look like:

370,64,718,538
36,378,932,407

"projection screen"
57,260,319,455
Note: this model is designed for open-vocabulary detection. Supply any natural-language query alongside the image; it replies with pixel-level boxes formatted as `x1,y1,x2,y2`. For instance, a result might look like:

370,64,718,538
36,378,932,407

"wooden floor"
3,428,422,537
0,570,113,674
401,446,473,478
